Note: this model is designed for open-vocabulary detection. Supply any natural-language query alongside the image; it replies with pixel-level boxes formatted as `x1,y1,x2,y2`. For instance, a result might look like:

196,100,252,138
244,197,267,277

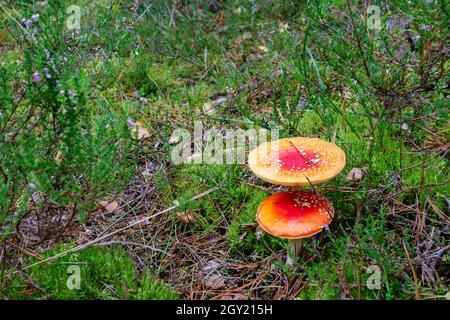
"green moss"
7,245,178,300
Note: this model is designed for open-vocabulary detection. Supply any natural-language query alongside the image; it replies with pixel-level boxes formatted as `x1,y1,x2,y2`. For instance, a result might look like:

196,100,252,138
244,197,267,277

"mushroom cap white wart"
256,191,334,239
248,137,346,187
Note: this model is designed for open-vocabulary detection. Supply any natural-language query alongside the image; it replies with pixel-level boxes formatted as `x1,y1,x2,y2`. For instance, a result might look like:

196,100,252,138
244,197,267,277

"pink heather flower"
42,67,51,79
127,117,135,126
28,183,37,190
32,72,42,83
22,14,39,29
23,19,34,28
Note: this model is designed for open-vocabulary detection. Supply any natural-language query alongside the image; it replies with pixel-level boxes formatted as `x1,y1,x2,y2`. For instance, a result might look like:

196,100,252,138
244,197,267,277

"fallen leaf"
168,133,180,144
134,120,151,140
55,151,64,163
205,235,221,244
212,96,227,106
215,11,225,27
346,167,367,182
202,97,228,116
202,101,215,115
0,29,8,45
96,200,119,213
278,22,289,33
201,260,221,273
203,274,225,289
176,211,195,223
258,45,269,53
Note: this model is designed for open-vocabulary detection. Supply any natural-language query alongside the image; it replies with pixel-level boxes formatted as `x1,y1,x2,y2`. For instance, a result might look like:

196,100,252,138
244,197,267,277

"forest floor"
0,1,448,300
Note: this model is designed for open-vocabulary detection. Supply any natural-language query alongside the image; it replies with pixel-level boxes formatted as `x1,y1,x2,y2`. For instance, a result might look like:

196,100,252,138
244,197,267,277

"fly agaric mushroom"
248,137,345,265
256,191,334,266
248,137,346,187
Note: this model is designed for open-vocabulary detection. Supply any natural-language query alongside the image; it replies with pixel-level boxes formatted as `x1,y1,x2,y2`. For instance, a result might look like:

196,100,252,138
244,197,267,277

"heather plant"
0,3,135,245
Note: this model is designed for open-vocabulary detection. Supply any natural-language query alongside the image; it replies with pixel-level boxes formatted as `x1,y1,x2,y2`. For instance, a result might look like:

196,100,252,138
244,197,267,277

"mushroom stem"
286,239,303,266
286,187,303,266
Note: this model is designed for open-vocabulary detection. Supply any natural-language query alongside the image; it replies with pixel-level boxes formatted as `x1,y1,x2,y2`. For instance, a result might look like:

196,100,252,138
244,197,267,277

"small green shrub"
0,3,135,244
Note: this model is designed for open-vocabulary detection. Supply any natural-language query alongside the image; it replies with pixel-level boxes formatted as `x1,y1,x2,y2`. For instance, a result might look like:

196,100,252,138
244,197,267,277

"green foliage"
149,0,448,299
1,0,448,300
0,1,136,242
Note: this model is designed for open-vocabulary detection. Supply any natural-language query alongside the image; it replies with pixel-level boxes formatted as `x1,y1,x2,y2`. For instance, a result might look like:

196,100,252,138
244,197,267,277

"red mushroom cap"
248,137,346,187
256,191,334,239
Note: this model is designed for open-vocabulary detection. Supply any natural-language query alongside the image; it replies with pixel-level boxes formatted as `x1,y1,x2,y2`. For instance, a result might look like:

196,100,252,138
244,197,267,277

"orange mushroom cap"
248,137,346,186
256,191,334,239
